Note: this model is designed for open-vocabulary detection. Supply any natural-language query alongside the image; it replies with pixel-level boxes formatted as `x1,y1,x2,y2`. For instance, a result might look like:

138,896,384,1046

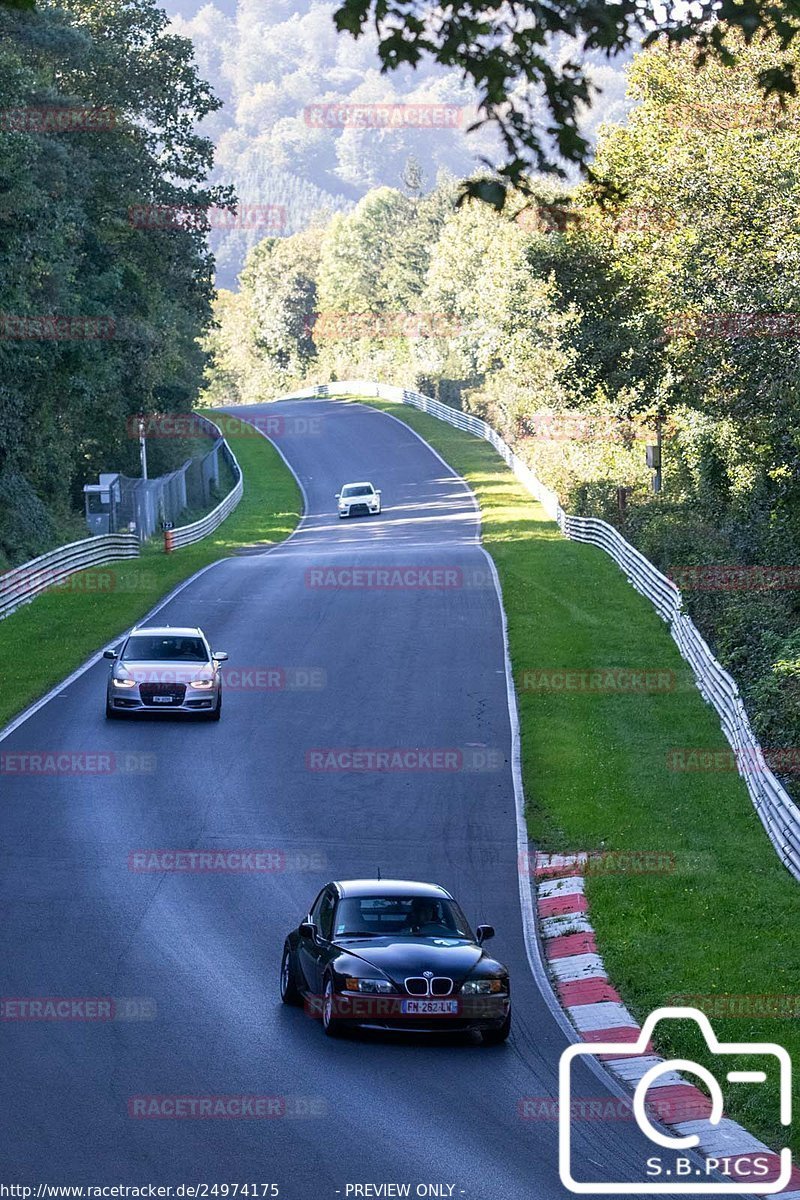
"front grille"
404,977,454,996
349,503,369,516
140,682,186,705
404,978,428,996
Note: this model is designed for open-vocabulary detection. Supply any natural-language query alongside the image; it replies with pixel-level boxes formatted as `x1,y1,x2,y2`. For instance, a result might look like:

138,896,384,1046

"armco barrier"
0,533,139,622
163,415,243,551
274,379,800,881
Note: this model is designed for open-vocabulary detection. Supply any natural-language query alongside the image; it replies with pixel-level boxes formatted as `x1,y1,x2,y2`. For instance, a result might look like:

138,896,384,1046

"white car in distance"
336,481,382,518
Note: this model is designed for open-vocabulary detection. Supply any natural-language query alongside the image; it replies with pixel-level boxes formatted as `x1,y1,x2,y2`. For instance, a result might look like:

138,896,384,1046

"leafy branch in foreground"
333,0,800,202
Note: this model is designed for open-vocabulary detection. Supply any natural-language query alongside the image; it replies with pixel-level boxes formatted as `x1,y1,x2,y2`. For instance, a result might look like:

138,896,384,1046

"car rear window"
122,635,208,662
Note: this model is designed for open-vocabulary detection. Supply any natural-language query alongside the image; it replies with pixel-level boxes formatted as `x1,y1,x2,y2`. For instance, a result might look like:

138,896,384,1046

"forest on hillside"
164,0,633,285
204,33,800,792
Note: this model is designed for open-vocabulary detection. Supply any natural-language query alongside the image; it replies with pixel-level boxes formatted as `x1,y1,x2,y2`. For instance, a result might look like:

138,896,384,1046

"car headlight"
344,977,395,994
189,679,214,690
113,677,136,689
461,978,506,995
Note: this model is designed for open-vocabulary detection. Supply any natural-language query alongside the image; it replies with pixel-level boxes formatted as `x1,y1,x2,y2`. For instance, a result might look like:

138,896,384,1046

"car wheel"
207,694,222,721
322,975,343,1037
482,1011,511,1045
105,700,120,720
280,943,302,1006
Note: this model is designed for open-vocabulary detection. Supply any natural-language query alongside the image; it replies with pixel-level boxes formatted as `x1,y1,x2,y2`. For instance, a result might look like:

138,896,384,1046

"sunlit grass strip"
359,394,800,1157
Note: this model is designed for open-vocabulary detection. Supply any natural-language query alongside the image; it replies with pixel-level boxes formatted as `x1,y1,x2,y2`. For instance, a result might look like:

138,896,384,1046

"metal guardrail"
164,415,243,551
297,378,800,881
0,533,139,622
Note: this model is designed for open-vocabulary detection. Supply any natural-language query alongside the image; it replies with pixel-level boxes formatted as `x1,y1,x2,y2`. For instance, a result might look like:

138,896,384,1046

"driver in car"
405,899,452,936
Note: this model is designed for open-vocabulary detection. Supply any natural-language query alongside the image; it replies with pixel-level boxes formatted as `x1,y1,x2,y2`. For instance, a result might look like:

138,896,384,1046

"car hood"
333,937,490,985
114,660,213,684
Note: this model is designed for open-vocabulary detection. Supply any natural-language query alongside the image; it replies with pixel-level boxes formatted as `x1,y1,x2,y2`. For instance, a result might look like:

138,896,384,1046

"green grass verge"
0,414,301,730
360,395,799,1156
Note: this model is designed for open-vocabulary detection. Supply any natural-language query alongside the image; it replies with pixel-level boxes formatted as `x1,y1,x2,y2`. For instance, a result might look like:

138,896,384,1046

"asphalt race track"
0,398,693,1197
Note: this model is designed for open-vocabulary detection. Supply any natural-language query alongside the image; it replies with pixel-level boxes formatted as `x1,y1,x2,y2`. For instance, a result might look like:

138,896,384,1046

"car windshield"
334,896,473,940
122,635,208,662
342,485,372,497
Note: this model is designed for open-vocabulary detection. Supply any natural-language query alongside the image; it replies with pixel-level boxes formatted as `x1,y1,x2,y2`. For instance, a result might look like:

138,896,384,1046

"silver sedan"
104,625,227,720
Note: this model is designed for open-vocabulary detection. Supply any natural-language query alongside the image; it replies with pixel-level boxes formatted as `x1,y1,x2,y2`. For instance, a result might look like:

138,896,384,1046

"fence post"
164,529,174,554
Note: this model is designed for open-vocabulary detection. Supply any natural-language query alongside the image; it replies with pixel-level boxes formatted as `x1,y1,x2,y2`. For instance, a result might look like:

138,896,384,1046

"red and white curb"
535,852,800,1196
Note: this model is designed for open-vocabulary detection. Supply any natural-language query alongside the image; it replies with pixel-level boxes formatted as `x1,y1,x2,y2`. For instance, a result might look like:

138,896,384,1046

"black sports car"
280,879,511,1042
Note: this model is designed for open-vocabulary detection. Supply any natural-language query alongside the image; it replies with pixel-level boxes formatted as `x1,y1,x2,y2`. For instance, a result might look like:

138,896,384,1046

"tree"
333,0,800,199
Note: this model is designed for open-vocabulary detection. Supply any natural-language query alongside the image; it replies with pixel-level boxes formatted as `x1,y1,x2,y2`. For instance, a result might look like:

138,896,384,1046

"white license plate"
401,999,458,1015
150,695,175,704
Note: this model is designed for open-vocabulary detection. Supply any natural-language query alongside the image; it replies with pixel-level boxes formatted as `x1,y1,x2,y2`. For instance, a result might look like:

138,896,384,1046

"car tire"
280,943,302,1006
207,694,222,722
105,700,120,720
322,975,344,1038
482,1011,511,1045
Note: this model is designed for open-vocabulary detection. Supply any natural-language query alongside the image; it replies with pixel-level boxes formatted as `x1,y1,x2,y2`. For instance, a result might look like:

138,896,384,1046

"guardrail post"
164,529,174,554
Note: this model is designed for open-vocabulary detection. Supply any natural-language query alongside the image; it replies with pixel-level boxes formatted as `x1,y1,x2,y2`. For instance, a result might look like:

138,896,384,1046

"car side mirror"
476,924,495,944
335,493,340,498
299,921,316,940
212,651,228,662
376,489,382,494
103,649,117,660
